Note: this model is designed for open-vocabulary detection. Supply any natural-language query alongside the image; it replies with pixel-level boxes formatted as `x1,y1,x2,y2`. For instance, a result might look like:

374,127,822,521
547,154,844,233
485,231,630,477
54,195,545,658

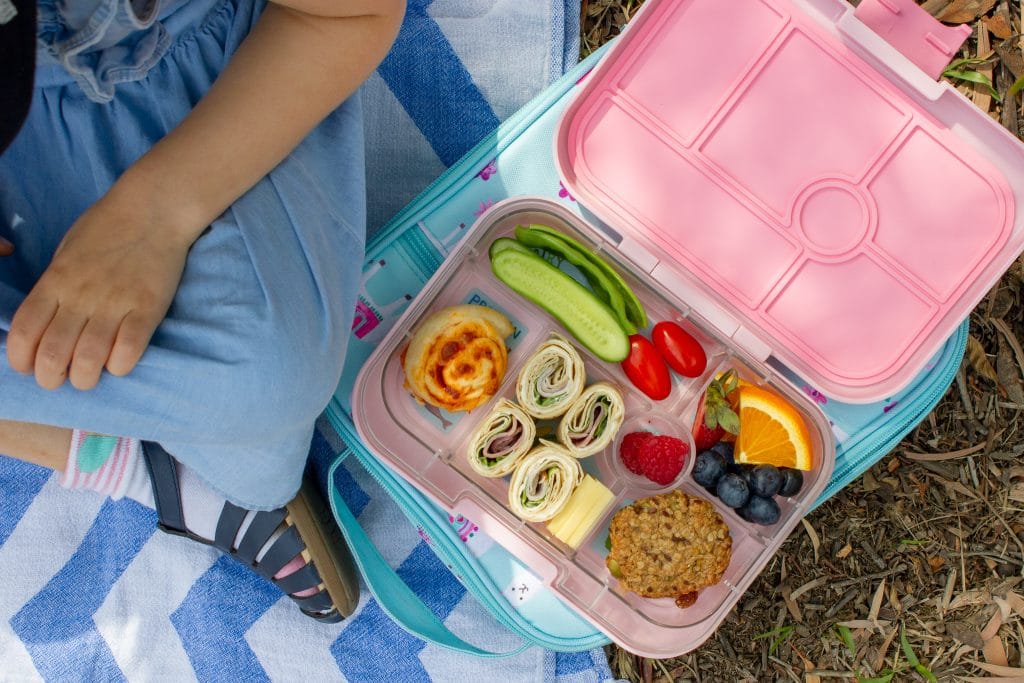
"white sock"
61,431,223,540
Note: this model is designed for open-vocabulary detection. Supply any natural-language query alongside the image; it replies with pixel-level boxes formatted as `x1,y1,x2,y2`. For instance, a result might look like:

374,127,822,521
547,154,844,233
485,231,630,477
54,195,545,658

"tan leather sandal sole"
286,476,360,619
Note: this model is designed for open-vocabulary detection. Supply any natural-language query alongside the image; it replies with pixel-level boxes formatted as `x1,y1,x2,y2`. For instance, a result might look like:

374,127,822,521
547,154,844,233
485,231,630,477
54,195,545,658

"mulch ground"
580,1,1024,680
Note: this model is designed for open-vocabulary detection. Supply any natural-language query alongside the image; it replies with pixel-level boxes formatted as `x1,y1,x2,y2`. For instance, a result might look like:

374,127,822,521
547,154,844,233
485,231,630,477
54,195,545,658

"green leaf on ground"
753,625,794,656
900,626,938,682
834,624,856,655
942,68,1001,101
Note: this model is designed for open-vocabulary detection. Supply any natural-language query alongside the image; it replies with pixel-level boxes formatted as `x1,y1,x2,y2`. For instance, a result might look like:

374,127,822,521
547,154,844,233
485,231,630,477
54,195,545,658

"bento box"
352,0,1024,658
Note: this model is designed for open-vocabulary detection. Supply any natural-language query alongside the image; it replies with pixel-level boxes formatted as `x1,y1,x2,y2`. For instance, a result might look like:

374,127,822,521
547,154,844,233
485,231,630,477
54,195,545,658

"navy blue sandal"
141,441,359,622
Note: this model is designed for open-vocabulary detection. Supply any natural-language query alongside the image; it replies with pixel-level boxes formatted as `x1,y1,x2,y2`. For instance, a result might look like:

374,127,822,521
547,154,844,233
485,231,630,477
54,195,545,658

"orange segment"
736,386,813,471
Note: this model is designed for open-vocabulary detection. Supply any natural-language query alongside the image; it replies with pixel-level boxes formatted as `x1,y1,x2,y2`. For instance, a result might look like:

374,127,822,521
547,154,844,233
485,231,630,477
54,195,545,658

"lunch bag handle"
326,457,530,658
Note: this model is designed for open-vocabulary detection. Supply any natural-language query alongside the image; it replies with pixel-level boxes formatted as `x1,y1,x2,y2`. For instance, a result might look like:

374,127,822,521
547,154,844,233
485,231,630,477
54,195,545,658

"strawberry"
619,431,653,475
636,435,688,485
692,370,741,451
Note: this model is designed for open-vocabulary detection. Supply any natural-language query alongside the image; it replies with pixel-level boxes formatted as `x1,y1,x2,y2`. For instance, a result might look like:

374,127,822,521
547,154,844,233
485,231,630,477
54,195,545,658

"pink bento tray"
353,198,836,657
353,0,1024,659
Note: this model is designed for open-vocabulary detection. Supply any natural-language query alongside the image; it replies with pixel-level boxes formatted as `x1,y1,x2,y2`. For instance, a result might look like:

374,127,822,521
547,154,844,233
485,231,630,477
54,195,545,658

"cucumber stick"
524,224,648,330
490,248,629,362
514,226,635,335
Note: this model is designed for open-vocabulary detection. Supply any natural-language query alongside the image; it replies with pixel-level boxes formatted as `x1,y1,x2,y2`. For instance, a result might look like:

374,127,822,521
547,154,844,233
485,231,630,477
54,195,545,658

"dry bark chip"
936,0,997,22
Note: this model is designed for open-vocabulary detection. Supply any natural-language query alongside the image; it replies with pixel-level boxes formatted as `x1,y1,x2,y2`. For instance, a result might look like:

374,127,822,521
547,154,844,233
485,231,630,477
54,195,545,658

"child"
0,0,405,621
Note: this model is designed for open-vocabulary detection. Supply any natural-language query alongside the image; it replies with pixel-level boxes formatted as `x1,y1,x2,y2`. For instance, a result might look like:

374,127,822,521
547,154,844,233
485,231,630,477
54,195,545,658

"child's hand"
7,197,192,390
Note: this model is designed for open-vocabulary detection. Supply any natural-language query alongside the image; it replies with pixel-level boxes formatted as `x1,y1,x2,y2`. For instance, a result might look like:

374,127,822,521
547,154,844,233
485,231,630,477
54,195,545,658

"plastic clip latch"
854,0,972,80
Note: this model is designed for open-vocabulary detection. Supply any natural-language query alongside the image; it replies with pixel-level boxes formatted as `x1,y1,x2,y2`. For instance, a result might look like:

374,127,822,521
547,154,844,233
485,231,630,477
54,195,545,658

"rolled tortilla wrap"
515,334,586,419
558,381,625,458
466,399,537,477
507,441,583,522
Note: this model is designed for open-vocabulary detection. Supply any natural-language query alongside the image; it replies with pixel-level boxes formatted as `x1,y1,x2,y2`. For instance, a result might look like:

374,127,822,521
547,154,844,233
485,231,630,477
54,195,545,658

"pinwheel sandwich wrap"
466,399,537,477
557,381,625,458
515,334,586,419
507,441,583,522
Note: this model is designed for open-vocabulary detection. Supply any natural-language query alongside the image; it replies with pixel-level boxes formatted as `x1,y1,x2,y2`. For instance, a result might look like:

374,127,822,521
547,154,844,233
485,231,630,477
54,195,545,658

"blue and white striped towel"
0,3,618,680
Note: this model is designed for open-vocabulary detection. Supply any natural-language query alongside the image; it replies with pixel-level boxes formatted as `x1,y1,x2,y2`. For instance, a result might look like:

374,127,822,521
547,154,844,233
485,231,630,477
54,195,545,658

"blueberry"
739,495,780,525
748,465,782,498
692,450,726,489
778,469,804,497
715,473,750,508
710,441,735,465
728,462,755,482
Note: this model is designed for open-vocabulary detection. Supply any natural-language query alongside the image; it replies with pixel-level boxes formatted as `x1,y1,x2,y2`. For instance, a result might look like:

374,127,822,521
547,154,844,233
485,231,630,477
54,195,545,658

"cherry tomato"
621,334,671,400
651,321,707,377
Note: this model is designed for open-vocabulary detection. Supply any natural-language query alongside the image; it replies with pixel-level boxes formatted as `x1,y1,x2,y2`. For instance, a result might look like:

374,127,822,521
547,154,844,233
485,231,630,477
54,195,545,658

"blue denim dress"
0,0,367,509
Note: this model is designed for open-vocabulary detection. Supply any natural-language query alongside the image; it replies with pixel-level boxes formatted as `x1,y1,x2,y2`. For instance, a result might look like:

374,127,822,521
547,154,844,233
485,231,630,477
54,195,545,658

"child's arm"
7,0,406,390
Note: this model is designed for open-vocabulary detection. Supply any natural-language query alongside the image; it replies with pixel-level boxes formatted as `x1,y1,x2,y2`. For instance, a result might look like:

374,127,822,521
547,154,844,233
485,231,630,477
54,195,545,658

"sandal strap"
213,502,248,553
293,590,335,614
235,508,288,565
140,441,188,536
255,524,308,578
272,563,322,595
304,606,342,624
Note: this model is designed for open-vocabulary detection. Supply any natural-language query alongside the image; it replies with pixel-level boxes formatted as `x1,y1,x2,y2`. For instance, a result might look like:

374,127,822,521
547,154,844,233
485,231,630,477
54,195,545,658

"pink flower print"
802,385,827,405
449,513,478,542
883,400,899,414
474,200,495,217
477,160,497,181
558,182,575,202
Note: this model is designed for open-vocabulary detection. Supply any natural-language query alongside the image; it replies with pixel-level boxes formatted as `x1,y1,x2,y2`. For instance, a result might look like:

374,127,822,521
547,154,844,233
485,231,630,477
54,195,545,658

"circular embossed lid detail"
795,181,873,258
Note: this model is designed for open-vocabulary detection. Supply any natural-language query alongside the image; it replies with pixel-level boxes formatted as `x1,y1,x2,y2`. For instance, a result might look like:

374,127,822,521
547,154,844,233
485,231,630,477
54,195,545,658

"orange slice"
736,386,813,470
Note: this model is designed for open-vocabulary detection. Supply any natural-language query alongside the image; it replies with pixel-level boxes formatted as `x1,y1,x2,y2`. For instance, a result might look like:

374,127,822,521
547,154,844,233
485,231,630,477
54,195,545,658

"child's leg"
0,417,352,618
0,418,71,471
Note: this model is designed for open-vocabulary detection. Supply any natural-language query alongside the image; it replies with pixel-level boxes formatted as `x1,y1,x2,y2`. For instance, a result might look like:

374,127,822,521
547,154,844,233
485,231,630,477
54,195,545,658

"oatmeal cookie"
607,490,731,606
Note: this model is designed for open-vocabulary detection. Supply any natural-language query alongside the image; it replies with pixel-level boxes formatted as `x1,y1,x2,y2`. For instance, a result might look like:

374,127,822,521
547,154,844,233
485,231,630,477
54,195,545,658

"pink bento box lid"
555,0,1024,403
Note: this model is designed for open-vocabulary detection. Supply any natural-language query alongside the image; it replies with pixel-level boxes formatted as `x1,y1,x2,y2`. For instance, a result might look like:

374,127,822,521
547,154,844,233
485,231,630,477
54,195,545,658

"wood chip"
947,621,986,649
943,478,983,501
993,318,1024,403
905,442,988,461
982,608,1005,642
873,625,899,672
971,662,1024,677
801,519,820,564
1009,482,1024,503
968,334,999,382
791,577,827,601
780,583,802,623
836,543,852,559
974,25,994,112
1005,591,1024,619
950,590,993,610
835,619,890,631
943,570,958,614
994,595,1014,622
985,13,1014,38
868,579,886,622
996,38,1024,78
984,635,1010,667
937,0,997,22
